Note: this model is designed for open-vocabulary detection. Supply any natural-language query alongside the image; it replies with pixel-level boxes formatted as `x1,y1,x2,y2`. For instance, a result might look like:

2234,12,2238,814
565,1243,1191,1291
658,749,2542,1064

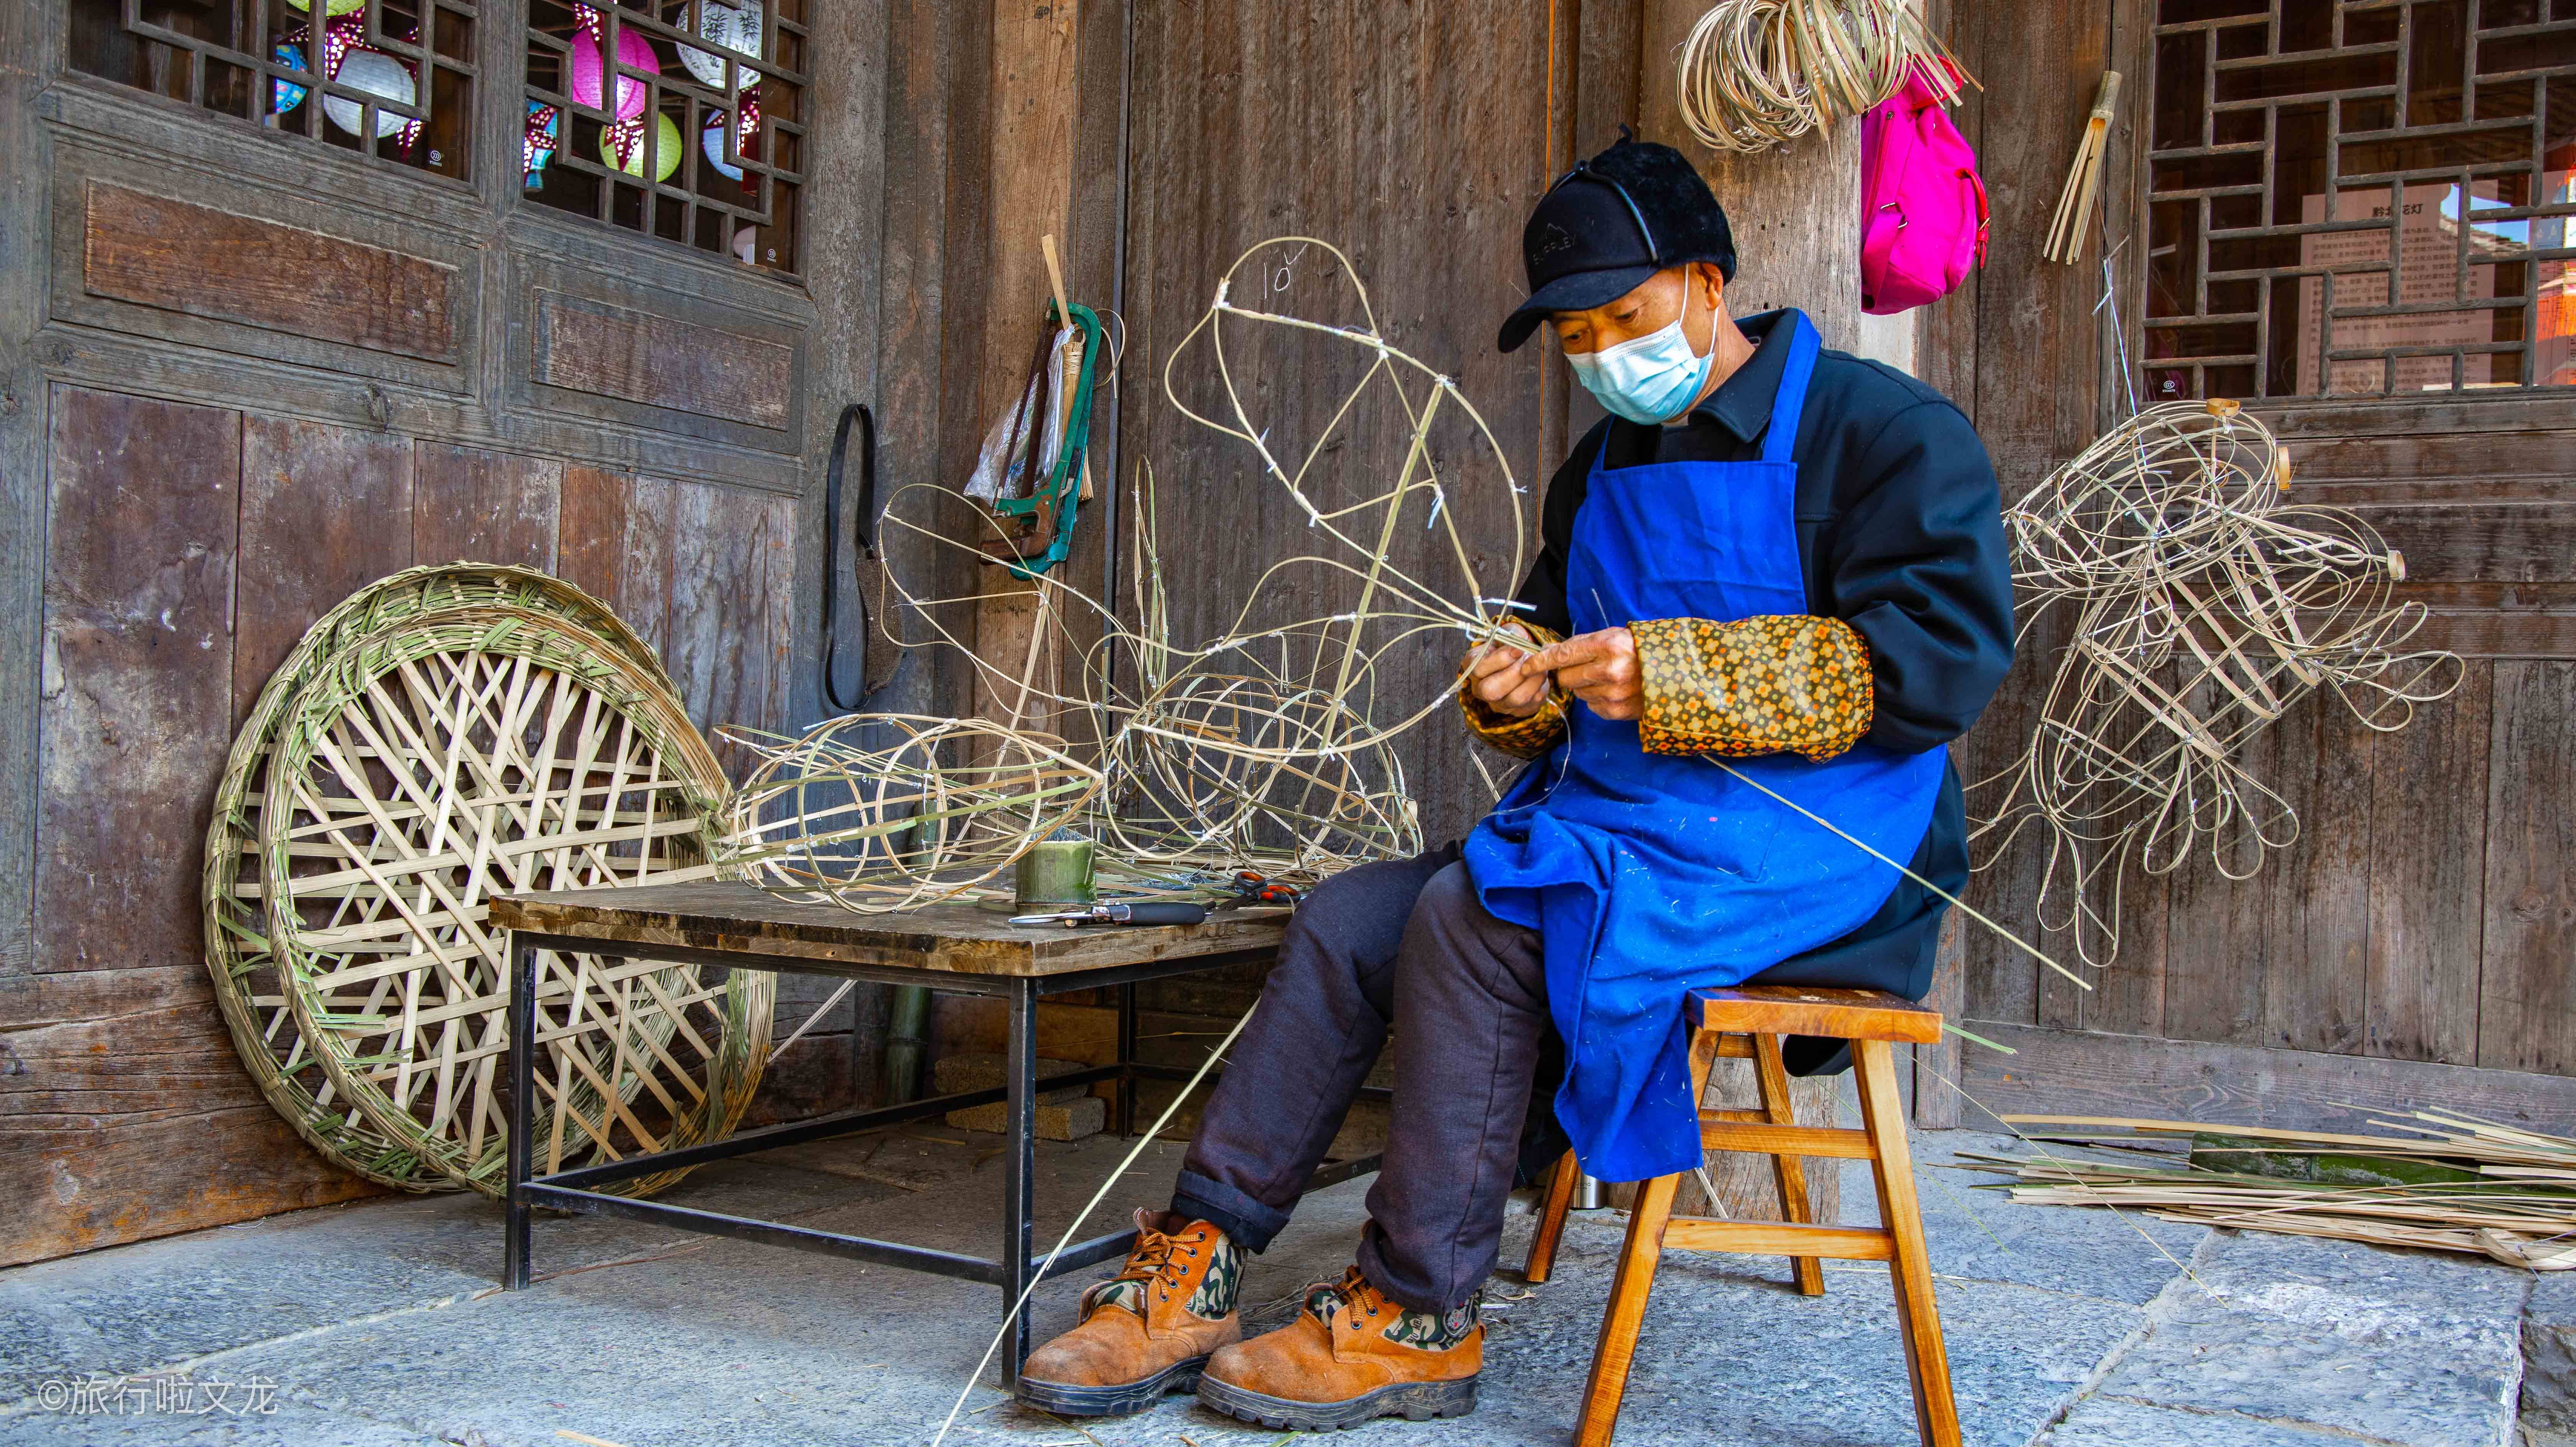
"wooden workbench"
487,881,1323,1386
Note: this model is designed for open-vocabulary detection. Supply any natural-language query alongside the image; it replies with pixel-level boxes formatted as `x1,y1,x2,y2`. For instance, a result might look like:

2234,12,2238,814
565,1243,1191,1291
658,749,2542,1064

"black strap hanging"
820,402,877,714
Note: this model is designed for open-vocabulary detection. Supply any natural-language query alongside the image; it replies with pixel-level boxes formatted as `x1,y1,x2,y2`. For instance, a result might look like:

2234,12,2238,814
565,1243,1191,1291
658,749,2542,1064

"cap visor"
1495,263,1666,352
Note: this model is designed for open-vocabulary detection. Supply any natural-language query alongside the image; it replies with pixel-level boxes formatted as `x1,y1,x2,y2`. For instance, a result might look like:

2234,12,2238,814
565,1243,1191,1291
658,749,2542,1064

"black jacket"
1512,310,2014,1057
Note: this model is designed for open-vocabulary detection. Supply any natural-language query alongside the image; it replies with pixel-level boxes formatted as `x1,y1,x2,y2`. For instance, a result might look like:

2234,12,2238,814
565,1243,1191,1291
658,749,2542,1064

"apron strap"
1758,311,1822,466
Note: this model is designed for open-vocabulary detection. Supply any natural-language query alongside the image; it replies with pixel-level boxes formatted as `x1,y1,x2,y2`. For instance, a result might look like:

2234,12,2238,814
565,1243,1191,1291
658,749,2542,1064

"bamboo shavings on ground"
716,238,1527,913
1676,0,1967,153
1964,1112,2576,1270
1967,398,2462,968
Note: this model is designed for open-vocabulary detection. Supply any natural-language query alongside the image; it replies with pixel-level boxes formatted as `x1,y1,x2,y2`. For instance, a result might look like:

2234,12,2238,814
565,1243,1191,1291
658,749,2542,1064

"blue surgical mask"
1566,307,1717,424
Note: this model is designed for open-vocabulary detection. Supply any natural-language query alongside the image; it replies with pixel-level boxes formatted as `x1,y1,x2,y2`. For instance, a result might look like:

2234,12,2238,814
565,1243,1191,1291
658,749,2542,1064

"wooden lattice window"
68,0,478,181
521,0,806,275
2146,0,2576,401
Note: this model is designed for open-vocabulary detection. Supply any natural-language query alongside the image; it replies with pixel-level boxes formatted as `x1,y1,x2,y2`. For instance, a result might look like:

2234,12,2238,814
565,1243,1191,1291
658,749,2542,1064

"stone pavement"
0,1129,2536,1446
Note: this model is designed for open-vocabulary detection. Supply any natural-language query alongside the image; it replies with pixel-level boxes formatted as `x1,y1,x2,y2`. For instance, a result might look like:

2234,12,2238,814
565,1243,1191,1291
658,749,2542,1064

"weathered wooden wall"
1937,0,2576,1135
0,0,890,1266
3,387,810,1267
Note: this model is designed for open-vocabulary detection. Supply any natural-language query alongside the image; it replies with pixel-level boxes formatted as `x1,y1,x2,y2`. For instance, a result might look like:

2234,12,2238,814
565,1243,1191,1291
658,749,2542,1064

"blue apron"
1464,312,1947,1183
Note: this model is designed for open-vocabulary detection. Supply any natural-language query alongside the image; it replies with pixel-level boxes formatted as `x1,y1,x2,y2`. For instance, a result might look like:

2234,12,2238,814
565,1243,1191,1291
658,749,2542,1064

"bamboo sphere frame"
204,564,678,1190
715,239,1509,913
260,600,769,1198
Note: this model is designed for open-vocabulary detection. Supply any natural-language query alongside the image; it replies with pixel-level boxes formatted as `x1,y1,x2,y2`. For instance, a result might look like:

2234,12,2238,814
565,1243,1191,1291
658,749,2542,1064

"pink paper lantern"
568,7,658,122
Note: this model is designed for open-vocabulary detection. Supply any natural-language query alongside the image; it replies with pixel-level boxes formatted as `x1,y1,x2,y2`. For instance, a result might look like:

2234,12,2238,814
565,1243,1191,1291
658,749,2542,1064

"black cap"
1497,133,1737,353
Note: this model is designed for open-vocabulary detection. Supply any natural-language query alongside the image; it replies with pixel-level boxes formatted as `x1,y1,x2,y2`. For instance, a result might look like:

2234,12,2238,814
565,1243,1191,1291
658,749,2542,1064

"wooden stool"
1520,985,1958,1447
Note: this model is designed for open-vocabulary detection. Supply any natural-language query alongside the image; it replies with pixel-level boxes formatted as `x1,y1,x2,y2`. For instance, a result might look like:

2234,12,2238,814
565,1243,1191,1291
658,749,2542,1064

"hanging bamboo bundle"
1968,1113,2576,1270
1676,0,1967,154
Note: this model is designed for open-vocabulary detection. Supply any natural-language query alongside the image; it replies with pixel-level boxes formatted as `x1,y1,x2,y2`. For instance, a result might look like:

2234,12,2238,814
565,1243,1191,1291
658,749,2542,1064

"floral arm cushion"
1632,615,1875,762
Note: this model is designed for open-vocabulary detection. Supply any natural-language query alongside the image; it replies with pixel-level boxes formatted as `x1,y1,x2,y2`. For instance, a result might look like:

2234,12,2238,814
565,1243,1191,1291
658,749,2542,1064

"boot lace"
1080,1221,1198,1318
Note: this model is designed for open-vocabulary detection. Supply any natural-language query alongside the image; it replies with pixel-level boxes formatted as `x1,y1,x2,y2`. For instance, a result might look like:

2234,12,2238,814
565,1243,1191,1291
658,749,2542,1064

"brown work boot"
1196,1265,1481,1429
1015,1209,1243,1416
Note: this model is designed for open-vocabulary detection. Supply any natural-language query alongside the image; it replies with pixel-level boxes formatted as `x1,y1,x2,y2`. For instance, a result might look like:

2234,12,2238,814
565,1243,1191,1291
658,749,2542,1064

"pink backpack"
1859,61,1988,315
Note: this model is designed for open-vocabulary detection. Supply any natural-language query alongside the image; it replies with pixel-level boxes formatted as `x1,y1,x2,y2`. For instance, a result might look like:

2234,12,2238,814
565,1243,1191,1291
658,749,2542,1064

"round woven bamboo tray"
263,602,769,1198
204,564,678,1190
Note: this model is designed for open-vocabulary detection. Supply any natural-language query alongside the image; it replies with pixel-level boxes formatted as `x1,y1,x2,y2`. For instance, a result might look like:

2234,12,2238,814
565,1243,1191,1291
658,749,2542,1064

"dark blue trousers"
1171,844,1552,1314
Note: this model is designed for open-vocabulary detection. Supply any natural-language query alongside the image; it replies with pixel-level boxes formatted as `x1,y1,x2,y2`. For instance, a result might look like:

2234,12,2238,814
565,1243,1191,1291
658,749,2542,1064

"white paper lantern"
323,47,417,139
677,1,762,90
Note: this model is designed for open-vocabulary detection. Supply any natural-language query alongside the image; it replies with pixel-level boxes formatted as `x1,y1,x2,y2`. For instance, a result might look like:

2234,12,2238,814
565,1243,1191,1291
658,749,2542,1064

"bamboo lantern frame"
258,599,769,1197
204,564,680,1190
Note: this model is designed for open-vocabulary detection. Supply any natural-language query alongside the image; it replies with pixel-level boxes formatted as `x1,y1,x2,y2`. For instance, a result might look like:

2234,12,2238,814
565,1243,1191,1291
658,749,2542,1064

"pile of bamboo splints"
1971,1113,2576,1271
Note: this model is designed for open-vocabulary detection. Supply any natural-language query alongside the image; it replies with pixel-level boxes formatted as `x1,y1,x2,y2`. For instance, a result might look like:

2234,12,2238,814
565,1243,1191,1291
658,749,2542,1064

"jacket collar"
1681,308,1793,443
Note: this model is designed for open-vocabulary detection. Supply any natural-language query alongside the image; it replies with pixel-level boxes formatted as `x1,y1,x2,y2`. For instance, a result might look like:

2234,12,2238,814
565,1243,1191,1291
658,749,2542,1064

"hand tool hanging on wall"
964,236,1104,580
818,400,933,1102
820,400,884,714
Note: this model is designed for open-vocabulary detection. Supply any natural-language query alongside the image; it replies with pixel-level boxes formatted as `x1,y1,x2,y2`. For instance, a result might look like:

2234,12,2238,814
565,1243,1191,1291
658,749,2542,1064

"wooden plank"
0,1104,378,1268
36,387,238,974
618,474,678,663
554,465,632,606
1688,985,1942,1044
2356,504,2576,584
2158,678,2277,1047
489,880,1286,978
412,441,560,571
82,183,456,361
2479,661,2576,1074
2408,610,2576,661
1662,1217,1895,1260
2286,429,2576,484
664,481,791,778
1120,0,1553,847
534,292,793,430
234,415,414,722
2366,662,2488,1065
2262,696,2379,1055
1697,1119,1877,1160
874,0,969,725
0,0,50,981
1958,1018,2576,1139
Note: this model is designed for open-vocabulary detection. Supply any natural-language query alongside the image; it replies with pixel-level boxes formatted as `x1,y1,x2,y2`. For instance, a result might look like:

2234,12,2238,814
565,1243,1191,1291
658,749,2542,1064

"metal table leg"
504,933,537,1290
1000,976,1038,1386
1115,980,1138,1138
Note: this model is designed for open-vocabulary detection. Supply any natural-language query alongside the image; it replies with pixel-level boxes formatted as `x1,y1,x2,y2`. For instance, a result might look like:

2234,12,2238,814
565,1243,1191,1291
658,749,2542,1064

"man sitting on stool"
1015,135,2014,1431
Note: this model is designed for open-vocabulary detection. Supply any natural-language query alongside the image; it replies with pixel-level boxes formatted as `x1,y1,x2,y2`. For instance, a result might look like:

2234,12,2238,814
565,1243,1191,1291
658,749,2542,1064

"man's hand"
1463,622,1551,719
1526,627,1642,721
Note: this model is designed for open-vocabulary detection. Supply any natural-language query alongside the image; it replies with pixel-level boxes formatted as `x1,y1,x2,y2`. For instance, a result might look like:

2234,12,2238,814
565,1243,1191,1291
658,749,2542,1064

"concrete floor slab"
0,1153,905,1405
2090,1229,2530,1447
2040,1396,2362,1447
0,1127,2535,1447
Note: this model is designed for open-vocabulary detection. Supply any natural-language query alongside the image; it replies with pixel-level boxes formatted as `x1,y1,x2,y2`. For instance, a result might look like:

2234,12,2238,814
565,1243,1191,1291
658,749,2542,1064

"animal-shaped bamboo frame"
1969,399,2462,968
